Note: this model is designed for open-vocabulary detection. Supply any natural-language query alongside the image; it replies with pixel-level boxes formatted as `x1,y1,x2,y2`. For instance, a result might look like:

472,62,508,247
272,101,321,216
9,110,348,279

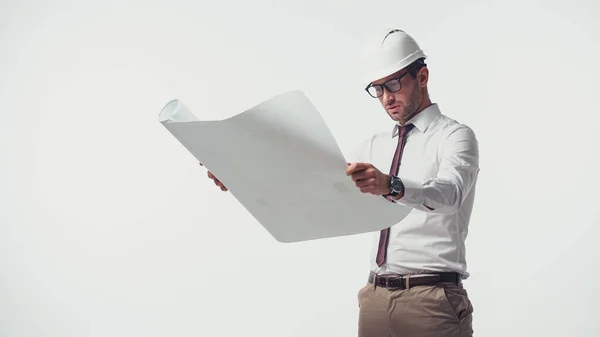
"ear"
418,67,429,88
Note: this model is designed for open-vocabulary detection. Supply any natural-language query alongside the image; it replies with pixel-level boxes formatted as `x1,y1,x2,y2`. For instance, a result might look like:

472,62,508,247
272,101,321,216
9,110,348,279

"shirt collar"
392,103,441,137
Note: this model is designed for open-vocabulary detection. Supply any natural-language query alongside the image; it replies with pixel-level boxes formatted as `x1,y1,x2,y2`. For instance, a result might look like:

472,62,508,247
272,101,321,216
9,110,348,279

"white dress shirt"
350,103,480,279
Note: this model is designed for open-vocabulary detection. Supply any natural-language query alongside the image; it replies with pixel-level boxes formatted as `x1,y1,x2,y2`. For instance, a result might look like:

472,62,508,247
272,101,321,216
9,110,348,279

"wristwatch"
385,175,405,197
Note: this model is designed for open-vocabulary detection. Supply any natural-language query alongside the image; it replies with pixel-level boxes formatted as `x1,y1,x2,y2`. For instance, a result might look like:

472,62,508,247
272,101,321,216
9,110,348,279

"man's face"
370,67,426,124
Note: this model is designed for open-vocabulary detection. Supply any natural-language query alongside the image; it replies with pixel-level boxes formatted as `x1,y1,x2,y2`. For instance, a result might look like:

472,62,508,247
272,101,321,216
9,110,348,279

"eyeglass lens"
367,79,402,97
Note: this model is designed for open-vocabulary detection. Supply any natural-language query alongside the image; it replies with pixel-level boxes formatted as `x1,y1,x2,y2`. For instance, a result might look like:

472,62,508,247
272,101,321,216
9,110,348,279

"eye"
385,79,402,91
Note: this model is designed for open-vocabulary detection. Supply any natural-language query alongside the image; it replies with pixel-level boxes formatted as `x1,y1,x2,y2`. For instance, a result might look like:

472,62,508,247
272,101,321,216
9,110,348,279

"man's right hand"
199,162,228,191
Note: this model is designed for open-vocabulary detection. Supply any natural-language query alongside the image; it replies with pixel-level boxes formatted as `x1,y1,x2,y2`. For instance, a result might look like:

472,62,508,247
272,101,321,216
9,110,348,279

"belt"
368,271,461,290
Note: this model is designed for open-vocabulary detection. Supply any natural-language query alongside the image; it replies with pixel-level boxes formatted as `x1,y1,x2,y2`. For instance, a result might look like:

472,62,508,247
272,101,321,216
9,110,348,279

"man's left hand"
346,162,391,195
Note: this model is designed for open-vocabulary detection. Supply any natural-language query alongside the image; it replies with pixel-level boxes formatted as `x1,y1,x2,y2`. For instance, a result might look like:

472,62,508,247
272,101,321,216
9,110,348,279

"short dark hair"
408,58,427,77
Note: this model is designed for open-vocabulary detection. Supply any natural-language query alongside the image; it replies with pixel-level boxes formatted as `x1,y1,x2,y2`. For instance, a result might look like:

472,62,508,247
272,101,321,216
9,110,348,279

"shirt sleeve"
395,124,480,214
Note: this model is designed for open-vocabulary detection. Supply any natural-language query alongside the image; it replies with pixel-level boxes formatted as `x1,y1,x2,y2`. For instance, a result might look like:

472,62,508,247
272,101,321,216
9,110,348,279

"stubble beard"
391,84,423,124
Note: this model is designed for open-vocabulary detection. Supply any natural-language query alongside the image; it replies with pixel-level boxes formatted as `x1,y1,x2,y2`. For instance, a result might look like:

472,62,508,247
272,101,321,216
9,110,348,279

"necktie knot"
398,123,415,138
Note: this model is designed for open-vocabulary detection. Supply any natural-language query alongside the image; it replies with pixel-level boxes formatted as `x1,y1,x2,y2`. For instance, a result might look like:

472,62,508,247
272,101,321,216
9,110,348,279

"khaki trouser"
357,280,474,337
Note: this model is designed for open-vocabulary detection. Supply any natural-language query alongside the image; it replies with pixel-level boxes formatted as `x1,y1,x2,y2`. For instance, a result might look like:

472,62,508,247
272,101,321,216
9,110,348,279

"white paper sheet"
158,90,412,242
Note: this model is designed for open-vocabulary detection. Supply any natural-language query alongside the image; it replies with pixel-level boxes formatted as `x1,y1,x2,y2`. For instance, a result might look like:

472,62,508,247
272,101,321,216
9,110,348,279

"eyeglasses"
364,69,411,98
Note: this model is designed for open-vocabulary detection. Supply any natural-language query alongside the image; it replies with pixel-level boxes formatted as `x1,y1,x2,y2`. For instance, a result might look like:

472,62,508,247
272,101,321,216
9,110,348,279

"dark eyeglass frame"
364,69,412,98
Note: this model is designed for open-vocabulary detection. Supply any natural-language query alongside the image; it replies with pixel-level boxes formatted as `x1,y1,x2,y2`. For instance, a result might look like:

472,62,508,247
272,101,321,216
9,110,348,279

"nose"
382,87,394,103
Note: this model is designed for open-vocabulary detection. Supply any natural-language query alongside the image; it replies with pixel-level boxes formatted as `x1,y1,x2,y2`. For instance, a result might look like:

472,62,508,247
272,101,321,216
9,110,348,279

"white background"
1,0,599,336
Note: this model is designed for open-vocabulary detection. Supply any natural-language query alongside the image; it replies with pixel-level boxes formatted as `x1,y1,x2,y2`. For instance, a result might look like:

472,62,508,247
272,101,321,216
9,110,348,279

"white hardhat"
361,29,427,84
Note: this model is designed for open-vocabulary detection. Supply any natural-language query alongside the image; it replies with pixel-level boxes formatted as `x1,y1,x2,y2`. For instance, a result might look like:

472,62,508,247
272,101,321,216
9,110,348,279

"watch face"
391,179,403,191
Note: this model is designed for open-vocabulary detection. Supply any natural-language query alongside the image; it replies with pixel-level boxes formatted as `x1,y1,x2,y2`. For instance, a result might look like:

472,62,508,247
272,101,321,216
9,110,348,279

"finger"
351,169,374,182
216,180,227,190
199,162,203,166
346,163,360,175
355,177,376,189
359,186,369,193
208,171,215,179
359,186,377,194
346,162,370,175
351,167,377,180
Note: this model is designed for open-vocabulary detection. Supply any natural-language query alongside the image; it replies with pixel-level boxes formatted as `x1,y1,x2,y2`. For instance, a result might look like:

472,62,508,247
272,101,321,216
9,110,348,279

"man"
345,29,480,337
201,29,479,337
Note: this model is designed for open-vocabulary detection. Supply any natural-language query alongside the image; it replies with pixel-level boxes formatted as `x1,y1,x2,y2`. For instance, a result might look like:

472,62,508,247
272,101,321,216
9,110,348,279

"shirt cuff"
400,177,424,204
